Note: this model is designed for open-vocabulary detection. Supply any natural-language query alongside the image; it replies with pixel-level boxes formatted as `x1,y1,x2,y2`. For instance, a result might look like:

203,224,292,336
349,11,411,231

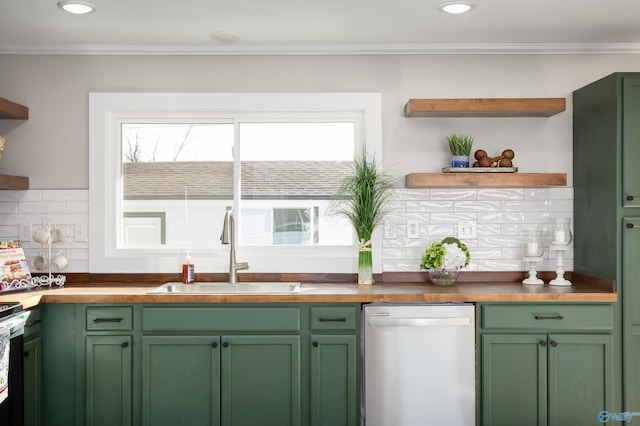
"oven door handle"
0,312,28,332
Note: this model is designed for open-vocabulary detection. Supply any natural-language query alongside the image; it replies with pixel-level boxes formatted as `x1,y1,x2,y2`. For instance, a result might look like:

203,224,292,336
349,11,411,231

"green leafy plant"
446,134,474,156
330,150,396,284
420,237,471,270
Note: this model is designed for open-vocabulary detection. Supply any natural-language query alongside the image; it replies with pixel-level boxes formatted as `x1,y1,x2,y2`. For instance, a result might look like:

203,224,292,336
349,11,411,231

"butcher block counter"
0,271,616,309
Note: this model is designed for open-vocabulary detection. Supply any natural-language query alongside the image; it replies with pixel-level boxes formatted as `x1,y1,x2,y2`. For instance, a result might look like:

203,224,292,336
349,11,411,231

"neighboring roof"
123,161,352,200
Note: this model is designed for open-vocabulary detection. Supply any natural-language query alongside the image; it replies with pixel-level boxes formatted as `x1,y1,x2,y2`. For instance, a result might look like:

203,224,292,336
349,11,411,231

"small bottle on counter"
182,250,195,283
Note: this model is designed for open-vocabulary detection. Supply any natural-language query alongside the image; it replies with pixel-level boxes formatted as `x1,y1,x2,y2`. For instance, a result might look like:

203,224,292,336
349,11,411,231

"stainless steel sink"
147,281,304,294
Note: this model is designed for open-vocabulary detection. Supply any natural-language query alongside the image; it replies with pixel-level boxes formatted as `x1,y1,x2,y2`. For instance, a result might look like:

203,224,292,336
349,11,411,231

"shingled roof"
123,161,353,200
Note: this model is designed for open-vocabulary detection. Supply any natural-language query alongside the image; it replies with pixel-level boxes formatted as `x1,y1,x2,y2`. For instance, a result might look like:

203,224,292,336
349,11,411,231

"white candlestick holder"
549,243,572,286
522,255,545,285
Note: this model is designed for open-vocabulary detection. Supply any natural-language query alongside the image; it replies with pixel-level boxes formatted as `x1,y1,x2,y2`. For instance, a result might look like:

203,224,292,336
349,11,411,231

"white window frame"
89,92,382,273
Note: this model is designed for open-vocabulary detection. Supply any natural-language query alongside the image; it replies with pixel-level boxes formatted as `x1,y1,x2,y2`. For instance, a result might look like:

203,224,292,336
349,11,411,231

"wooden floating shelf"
0,97,29,119
404,98,566,118
405,173,567,188
0,174,29,190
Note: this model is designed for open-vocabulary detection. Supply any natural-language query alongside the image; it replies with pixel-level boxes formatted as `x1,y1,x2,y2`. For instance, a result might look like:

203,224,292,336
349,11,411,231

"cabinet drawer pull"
534,315,564,320
121,341,129,349
550,341,558,347
539,341,547,347
627,195,635,201
93,317,123,323
26,319,42,327
319,317,347,323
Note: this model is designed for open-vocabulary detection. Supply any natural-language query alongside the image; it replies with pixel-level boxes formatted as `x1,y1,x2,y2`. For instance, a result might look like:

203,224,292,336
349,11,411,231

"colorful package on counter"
0,240,32,292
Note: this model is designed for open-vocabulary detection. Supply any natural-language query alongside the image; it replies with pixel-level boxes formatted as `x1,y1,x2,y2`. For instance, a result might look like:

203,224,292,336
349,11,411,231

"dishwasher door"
363,304,475,426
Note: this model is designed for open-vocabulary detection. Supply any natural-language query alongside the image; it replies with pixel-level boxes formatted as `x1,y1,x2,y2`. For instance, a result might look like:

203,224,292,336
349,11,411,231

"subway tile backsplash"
0,187,573,274
383,187,573,273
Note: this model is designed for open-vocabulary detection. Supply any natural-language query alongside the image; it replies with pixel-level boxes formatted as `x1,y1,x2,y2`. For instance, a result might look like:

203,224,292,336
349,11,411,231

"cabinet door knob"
222,342,229,348
627,223,635,229
627,195,635,201
24,350,30,358
312,341,319,347
121,341,129,349
550,341,558,347
211,342,218,348
539,340,547,347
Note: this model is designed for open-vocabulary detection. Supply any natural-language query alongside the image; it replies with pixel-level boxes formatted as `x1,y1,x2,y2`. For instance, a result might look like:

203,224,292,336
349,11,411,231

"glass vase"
358,249,374,285
428,268,459,286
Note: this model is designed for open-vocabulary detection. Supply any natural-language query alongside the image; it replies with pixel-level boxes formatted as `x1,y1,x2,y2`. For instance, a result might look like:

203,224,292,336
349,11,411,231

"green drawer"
481,304,614,331
86,306,133,331
142,306,301,332
310,306,359,331
23,307,41,339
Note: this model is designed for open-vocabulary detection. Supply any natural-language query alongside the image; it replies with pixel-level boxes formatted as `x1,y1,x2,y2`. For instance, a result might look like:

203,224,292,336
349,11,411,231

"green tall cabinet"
573,72,640,412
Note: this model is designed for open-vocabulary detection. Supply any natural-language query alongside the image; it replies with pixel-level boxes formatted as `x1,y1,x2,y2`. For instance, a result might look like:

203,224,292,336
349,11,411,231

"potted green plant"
330,150,396,284
446,134,474,168
420,237,471,285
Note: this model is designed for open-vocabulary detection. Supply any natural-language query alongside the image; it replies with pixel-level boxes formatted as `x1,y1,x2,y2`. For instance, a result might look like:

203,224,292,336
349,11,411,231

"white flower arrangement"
420,237,471,271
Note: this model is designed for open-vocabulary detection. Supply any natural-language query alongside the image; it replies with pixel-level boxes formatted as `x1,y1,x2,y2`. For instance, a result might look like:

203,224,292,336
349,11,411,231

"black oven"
0,303,26,426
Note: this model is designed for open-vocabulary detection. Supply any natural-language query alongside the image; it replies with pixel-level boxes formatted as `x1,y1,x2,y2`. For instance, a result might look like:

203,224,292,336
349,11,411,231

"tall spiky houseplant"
330,150,396,284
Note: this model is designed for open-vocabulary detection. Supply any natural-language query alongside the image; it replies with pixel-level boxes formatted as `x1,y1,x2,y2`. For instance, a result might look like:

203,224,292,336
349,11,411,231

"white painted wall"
1,54,640,189
0,53,639,274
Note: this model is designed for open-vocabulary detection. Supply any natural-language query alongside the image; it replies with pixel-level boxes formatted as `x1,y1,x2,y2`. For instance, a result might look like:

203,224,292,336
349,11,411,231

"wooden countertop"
0,271,617,309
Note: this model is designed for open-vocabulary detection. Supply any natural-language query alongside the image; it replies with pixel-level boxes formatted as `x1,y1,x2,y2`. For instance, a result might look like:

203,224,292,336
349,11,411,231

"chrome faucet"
221,210,249,284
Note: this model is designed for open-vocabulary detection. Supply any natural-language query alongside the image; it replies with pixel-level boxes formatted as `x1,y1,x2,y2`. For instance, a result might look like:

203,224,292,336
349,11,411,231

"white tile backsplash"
384,186,573,273
0,186,574,274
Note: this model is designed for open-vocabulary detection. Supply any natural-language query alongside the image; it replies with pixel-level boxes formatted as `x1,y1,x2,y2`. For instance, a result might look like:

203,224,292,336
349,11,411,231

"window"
89,93,382,273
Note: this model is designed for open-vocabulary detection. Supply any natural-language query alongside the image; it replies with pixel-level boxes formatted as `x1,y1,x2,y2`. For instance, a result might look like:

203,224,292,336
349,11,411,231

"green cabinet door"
309,335,357,426
623,218,640,411
481,334,547,426
622,76,640,208
23,336,41,426
547,334,614,426
141,336,221,426
220,335,300,426
85,335,132,426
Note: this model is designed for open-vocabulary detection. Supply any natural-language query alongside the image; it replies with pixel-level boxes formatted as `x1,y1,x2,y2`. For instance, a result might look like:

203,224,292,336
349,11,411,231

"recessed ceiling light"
440,2,474,14
57,1,95,14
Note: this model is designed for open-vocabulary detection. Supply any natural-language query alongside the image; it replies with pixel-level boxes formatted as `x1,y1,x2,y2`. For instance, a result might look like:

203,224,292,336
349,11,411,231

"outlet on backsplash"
458,221,477,239
384,220,396,239
407,220,420,238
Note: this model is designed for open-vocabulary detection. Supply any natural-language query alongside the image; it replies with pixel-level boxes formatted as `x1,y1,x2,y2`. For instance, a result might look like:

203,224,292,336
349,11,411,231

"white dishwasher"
363,303,476,426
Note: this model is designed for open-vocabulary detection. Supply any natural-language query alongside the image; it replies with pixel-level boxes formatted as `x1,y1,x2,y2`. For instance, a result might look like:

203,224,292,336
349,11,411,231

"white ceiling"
2,0,640,55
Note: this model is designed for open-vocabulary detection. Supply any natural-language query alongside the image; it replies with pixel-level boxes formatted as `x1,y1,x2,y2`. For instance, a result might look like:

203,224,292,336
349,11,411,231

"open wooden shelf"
0,97,29,119
0,174,29,189
405,172,567,188
404,98,566,118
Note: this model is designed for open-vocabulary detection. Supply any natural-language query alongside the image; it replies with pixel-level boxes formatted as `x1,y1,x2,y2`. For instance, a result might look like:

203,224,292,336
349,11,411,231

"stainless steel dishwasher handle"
368,316,471,327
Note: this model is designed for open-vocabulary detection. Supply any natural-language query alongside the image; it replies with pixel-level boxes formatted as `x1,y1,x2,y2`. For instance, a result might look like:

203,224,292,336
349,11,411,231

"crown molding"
2,42,640,55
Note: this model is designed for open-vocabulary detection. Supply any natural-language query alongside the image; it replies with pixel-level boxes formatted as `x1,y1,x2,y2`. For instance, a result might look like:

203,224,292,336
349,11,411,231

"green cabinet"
307,305,359,426
309,335,357,426
85,336,132,426
574,73,639,412
82,306,134,426
141,336,220,426
23,308,42,426
76,303,359,426
141,334,300,426
623,217,640,410
478,304,615,426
